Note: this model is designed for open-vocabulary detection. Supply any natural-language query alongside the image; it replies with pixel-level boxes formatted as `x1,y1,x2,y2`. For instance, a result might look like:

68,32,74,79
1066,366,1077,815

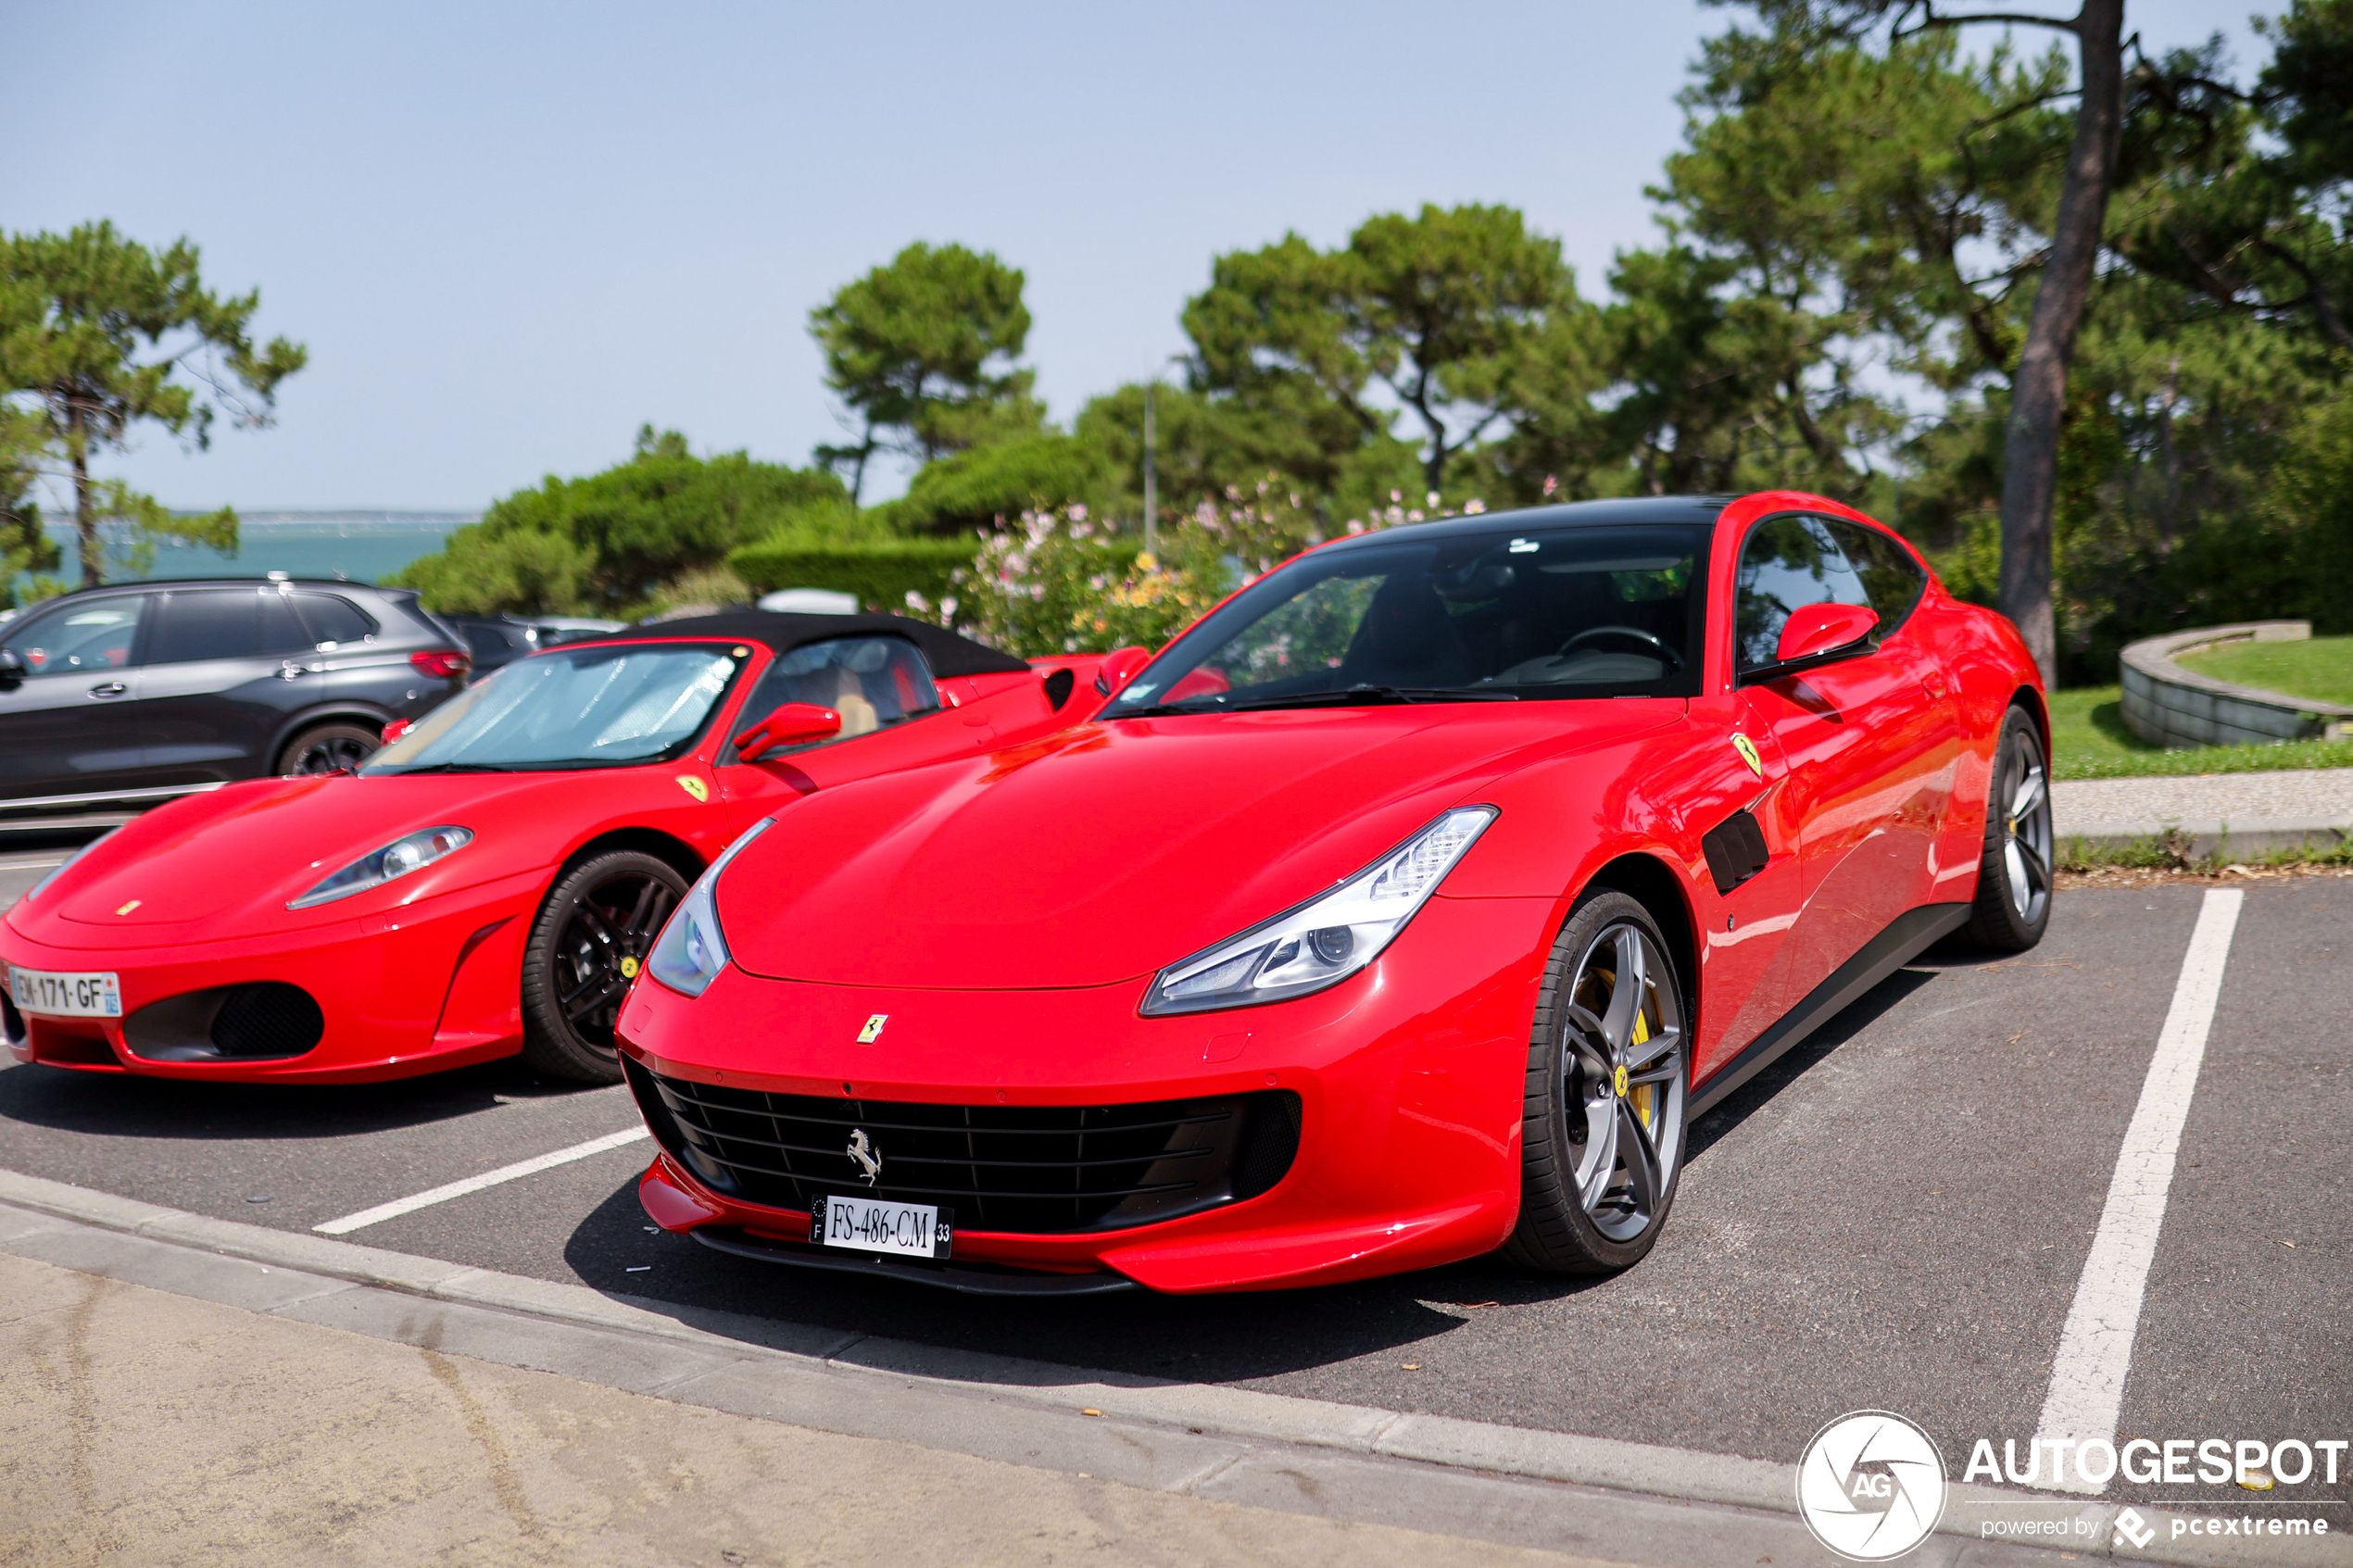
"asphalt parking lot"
2,846,2346,1525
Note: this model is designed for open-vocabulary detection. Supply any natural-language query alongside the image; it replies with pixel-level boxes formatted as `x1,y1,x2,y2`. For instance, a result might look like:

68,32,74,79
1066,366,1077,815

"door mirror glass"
735,702,842,761
0,647,23,684
1775,602,1879,665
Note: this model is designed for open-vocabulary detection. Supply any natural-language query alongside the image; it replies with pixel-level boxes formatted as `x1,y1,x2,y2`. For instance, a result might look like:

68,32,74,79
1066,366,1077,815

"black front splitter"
688,1225,1142,1297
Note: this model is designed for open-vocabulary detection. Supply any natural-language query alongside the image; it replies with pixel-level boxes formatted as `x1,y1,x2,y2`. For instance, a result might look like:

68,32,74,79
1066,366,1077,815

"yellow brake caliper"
1629,1001,1655,1129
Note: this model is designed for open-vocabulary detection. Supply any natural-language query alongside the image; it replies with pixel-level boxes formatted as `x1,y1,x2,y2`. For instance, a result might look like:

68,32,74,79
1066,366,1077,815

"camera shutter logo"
1796,1411,1947,1562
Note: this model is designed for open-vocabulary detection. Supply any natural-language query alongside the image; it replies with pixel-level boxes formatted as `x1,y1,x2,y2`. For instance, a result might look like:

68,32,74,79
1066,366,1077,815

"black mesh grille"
0,983,23,1050
208,983,324,1059
626,1058,1301,1234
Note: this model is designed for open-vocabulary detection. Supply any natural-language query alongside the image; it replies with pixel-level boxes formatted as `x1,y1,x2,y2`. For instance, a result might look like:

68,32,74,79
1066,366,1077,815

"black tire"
1505,888,1690,1274
276,721,380,775
519,850,689,1083
1964,706,2055,952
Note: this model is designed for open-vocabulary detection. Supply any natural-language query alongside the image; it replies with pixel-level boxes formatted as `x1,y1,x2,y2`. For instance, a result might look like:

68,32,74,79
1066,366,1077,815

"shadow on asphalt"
561,1176,1621,1384
0,1055,608,1141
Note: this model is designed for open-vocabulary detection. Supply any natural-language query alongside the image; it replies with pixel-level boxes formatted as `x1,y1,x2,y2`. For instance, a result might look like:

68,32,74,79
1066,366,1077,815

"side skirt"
1690,901,1970,1118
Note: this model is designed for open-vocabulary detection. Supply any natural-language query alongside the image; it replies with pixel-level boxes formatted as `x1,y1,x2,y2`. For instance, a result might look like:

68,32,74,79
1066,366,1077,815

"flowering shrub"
904,484,1485,658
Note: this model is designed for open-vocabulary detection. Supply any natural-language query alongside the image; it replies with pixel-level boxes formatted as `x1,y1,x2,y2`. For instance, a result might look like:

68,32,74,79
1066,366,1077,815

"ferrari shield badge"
674,774,709,802
1732,733,1764,778
857,1013,888,1044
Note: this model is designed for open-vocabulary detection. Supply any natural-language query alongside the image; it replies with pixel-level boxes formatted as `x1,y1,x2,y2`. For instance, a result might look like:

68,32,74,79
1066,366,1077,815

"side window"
258,591,314,656
1822,520,1926,634
0,596,151,675
0,595,150,677
292,593,375,647
1735,515,1871,671
734,635,940,753
150,589,269,664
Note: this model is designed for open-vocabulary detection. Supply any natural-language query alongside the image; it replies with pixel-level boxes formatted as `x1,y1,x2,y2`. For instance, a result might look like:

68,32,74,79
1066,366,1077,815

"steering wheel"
1558,625,1682,671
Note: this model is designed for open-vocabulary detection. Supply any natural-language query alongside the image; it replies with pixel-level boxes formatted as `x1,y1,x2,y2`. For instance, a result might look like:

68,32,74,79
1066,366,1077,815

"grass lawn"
2175,634,2353,707
2044,684,2353,781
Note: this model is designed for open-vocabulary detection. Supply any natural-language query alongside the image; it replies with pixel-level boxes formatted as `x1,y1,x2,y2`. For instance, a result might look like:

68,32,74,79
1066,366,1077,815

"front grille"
626,1058,1301,1235
209,984,324,1058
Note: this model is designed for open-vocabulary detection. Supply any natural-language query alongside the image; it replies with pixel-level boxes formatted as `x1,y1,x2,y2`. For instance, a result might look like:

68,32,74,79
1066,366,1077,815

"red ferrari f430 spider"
2,613,1099,1084
618,494,2054,1294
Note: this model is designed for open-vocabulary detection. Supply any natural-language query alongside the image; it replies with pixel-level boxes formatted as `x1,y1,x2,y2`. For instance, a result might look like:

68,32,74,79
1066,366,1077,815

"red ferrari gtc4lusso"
2,613,1098,1084
619,494,2053,1294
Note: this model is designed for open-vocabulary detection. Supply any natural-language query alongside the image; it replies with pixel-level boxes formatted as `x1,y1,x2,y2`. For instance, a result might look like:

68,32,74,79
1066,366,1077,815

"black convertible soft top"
588,610,1032,679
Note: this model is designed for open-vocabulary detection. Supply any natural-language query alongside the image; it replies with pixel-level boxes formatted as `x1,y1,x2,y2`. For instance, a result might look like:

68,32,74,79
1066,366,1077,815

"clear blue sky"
3,1,2260,512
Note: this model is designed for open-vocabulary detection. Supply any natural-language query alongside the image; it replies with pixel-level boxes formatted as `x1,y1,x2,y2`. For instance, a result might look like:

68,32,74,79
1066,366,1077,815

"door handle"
88,681,128,699
1920,667,1949,699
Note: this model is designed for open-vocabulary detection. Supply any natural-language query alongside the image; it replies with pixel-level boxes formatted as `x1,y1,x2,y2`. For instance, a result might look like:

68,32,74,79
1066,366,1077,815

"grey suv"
0,577,472,829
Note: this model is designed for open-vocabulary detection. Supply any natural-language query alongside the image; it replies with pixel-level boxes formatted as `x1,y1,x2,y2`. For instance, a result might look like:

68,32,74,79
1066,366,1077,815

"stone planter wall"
2118,621,2353,749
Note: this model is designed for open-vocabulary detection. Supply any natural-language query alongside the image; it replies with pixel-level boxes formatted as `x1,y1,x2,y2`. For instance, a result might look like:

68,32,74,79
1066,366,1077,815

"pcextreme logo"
1796,1411,1947,1562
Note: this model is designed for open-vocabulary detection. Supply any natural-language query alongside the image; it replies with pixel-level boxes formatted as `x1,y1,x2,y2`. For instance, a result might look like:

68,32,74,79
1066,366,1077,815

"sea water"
31,512,474,591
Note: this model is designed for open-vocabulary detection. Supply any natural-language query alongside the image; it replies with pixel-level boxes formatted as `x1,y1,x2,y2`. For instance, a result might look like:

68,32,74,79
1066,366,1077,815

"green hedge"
727,534,978,611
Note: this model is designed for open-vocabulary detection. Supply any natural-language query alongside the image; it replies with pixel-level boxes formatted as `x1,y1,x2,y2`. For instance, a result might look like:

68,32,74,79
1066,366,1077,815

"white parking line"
2032,887,2244,1491
0,855,69,872
313,1126,650,1236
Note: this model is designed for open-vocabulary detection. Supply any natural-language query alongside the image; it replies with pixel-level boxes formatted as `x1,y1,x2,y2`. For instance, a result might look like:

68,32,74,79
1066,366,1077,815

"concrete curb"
2060,817,2352,859
0,1169,2342,1567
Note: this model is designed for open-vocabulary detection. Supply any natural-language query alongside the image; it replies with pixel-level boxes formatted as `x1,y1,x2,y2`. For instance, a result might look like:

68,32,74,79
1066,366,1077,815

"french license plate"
7,967,121,1019
812,1192,952,1261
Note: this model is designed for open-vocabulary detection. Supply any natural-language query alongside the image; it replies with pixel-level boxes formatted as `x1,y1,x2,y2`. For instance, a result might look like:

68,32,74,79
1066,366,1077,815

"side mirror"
735,702,841,762
1093,646,1151,697
1775,603,1879,666
380,717,414,745
0,648,22,686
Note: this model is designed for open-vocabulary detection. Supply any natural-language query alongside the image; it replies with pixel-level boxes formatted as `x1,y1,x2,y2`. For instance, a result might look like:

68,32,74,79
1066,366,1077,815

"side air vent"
1040,667,1076,709
1700,809,1770,896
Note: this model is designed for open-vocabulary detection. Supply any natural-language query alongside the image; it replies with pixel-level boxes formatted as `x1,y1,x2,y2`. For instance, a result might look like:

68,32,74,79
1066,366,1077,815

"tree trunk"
1994,0,2123,686
69,403,102,586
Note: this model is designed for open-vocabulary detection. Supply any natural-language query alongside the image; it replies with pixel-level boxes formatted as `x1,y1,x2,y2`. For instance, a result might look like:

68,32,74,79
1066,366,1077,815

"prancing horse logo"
846,1129,881,1186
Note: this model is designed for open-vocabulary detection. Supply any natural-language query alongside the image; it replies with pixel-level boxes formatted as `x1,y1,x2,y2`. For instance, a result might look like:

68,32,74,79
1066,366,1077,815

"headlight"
288,825,473,909
646,817,774,998
1141,805,1496,1016
21,830,116,906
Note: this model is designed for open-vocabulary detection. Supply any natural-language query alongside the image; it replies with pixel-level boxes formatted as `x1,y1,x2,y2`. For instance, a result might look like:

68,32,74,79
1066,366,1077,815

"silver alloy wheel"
2002,760,2054,924
1559,922,1687,1242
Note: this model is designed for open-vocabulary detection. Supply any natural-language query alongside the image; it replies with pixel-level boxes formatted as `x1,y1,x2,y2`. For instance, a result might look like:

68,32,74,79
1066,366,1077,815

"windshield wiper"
1120,684,1519,718
374,761,516,774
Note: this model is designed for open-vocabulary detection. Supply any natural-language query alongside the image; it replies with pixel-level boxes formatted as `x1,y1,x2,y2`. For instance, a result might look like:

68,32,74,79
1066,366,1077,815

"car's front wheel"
519,849,689,1083
1506,889,1689,1274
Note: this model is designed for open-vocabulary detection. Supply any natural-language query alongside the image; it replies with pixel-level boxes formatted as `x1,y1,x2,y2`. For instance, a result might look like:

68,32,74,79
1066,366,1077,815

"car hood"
29,771,613,936
716,702,1680,990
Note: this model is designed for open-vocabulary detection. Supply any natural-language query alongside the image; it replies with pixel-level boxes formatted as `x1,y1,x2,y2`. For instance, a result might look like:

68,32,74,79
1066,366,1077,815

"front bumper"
616,893,1554,1293
0,869,545,1083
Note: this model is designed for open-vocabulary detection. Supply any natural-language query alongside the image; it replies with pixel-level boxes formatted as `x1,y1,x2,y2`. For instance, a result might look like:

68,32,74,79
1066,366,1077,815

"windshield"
1104,522,1709,715
363,642,748,773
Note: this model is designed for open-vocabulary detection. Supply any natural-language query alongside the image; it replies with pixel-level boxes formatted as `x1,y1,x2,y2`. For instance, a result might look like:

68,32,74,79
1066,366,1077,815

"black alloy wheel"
1964,706,2055,952
1506,888,1690,1273
276,721,381,775
520,849,689,1083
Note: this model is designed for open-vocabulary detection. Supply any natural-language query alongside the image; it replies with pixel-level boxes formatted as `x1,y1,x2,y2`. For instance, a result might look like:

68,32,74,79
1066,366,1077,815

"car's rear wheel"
520,850,688,1083
1506,889,1689,1274
276,721,380,775
1964,706,2055,952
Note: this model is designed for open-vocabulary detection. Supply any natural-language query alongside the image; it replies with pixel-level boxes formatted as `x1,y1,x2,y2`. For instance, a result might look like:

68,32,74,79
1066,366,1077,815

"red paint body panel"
619,492,2045,1291
2,636,1103,1082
